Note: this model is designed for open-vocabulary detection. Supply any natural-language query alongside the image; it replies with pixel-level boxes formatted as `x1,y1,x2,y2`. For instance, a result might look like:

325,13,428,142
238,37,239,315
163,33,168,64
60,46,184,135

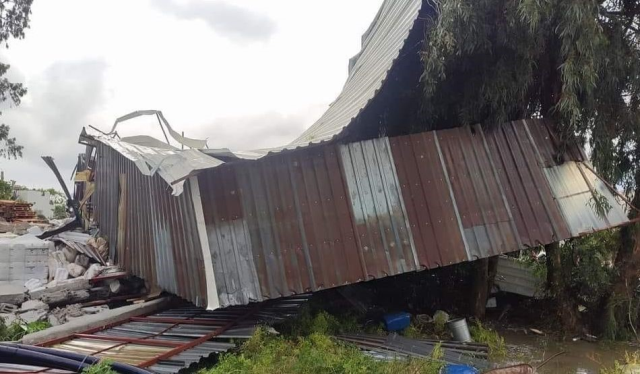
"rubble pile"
0,223,146,338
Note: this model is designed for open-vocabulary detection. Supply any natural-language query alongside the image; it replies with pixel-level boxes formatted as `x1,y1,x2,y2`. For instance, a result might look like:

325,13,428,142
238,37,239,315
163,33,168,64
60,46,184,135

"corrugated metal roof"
93,143,210,307
286,0,424,149
81,128,222,196
190,119,627,308
494,256,543,298
39,296,309,373
335,333,489,369
543,161,628,236
85,119,633,309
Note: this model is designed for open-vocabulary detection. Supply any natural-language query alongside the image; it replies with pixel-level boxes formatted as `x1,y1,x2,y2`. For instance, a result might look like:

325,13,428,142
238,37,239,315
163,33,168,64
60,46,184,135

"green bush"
469,321,506,360
201,327,444,374
279,308,362,337
0,317,50,341
82,359,118,374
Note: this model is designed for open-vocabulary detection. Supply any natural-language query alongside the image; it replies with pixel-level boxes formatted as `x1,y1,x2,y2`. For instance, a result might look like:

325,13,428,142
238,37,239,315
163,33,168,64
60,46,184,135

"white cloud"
152,0,277,42
0,0,384,189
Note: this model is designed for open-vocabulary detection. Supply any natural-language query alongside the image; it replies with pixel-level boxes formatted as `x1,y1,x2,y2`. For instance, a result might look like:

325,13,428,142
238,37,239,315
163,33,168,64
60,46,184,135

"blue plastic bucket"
442,364,479,374
383,312,411,331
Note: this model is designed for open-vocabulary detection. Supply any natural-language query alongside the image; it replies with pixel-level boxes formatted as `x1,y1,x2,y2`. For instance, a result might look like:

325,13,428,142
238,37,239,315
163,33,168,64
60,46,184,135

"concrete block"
0,313,17,325
0,284,27,305
66,263,85,278
20,300,49,312
19,309,47,323
21,297,170,345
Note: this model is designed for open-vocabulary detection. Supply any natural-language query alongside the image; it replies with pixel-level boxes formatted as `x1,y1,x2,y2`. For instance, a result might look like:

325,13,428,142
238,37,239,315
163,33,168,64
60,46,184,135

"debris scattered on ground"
336,332,490,370
0,221,150,341
19,300,48,312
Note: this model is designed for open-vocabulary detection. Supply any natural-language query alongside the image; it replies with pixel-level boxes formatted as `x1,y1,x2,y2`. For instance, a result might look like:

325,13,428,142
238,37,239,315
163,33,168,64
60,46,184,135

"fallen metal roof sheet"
191,119,630,307
84,118,634,309
336,333,490,370
91,142,210,306
80,128,223,196
543,161,629,236
494,256,543,298
38,295,309,374
286,0,424,149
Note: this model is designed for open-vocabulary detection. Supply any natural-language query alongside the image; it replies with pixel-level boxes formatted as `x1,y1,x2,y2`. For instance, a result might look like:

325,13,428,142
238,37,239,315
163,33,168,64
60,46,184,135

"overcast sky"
0,0,383,190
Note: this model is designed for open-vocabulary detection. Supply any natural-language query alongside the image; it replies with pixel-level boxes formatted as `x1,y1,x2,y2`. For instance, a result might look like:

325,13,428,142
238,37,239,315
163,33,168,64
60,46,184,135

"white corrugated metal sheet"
286,0,423,149
81,128,223,196
494,256,542,298
543,161,628,236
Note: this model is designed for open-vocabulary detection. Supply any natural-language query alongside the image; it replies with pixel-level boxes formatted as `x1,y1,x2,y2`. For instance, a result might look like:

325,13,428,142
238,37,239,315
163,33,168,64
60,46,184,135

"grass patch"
201,327,444,374
278,307,363,337
600,351,640,374
0,317,51,341
469,321,506,360
82,359,118,374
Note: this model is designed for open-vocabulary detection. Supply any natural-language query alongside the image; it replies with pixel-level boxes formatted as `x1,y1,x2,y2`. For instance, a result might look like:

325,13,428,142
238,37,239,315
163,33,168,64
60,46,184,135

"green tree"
53,204,67,220
0,0,33,159
420,0,640,336
0,179,11,200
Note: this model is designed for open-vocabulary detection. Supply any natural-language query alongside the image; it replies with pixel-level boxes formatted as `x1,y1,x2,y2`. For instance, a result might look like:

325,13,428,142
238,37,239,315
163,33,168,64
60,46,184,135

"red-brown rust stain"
300,150,333,289
488,125,545,246
325,145,365,284
511,122,571,241
390,135,438,269
234,164,272,298
262,157,299,294
418,132,467,266
312,149,347,287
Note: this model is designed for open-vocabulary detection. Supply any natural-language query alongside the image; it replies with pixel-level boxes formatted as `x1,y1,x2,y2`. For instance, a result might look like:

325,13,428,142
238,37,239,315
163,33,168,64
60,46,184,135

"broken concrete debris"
66,262,86,278
19,300,49,312
0,221,151,341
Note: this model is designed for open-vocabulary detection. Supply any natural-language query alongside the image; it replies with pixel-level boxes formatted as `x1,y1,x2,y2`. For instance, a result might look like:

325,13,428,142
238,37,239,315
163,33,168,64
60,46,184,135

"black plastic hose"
0,344,152,374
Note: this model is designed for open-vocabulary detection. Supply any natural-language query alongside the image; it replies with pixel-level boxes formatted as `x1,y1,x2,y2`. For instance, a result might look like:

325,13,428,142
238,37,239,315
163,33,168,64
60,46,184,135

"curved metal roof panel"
287,0,423,149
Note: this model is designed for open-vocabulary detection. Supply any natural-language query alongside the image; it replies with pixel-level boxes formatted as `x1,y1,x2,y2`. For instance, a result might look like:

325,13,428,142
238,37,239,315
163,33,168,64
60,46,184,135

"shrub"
469,321,506,360
202,327,444,374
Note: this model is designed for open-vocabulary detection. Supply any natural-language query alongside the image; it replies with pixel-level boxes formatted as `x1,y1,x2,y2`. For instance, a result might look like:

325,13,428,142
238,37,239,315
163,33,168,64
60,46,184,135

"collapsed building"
75,0,632,310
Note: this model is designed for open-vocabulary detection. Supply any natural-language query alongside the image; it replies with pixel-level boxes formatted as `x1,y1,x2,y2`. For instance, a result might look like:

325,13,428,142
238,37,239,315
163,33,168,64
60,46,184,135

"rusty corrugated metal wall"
196,119,609,307
93,143,209,307
88,119,629,309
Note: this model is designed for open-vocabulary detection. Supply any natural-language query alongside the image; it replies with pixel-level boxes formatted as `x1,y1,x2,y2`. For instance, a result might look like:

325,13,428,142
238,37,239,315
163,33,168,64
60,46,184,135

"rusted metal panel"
199,145,371,306
38,296,309,374
90,119,631,309
93,144,208,307
198,165,262,307
339,138,417,278
437,126,519,259
390,132,468,267
484,121,572,246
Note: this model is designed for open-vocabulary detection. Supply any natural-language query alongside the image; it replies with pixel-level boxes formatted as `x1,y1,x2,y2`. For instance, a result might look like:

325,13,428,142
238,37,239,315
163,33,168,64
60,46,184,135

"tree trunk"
601,182,640,340
471,258,490,319
546,242,581,334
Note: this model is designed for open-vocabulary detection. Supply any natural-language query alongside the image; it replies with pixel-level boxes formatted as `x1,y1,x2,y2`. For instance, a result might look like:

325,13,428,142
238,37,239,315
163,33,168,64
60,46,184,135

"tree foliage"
53,204,67,219
420,0,640,336
421,0,640,191
0,0,33,159
0,179,11,199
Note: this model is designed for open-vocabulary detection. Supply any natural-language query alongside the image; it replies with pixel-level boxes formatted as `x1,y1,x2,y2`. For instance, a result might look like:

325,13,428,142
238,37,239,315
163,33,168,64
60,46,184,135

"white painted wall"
15,190,54,219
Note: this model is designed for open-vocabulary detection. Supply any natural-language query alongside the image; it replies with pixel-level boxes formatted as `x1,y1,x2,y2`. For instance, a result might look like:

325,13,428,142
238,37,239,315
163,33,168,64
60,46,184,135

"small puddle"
499,330,634,373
